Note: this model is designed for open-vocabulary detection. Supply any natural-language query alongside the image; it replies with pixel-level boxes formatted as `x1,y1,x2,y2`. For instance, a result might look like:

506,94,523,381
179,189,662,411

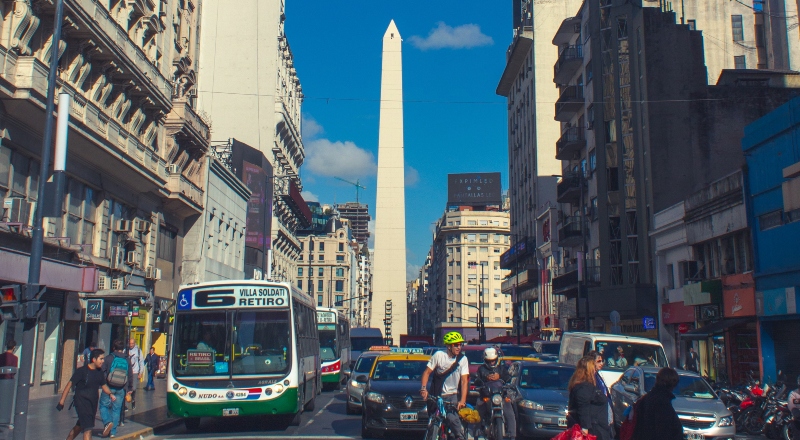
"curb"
113,418,184,440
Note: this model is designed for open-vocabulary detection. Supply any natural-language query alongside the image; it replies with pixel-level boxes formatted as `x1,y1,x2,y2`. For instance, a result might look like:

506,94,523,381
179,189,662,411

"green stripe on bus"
167,388,299,417
321,372,340,383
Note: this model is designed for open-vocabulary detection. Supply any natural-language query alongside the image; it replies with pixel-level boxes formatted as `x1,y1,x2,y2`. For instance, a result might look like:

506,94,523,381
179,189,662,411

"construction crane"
334,177,367,203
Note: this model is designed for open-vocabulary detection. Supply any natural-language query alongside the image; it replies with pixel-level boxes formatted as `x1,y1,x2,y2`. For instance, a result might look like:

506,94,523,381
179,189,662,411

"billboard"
447,173,502,206
243,160,270,249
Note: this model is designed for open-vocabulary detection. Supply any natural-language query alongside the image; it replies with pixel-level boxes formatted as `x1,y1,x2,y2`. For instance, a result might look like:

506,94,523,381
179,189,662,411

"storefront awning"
680,317,753,340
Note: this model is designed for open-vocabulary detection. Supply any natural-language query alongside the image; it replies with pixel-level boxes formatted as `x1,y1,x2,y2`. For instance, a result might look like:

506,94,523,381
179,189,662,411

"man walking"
144,346,159,391
0,339,18,379
57,349,116,440
128,338,145,409
685,347,699,373
101,340,133,438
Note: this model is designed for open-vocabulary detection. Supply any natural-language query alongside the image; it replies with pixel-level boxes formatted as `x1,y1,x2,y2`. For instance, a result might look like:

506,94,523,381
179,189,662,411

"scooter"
476,379,515,440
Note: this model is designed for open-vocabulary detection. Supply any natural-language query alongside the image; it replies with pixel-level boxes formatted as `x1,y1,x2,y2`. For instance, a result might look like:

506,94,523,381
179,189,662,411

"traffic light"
506,317,510,324
0,285,21,320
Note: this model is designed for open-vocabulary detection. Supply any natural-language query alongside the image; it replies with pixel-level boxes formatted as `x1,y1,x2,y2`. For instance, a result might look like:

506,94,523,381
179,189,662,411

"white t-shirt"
427,351,469,396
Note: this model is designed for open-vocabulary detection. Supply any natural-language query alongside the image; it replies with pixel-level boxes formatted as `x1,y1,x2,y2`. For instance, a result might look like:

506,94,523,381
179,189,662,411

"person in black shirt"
57,349,116,440
475,347,516,440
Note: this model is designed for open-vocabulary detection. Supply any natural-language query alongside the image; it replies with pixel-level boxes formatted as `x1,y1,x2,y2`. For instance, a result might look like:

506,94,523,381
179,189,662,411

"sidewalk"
25,379,180,440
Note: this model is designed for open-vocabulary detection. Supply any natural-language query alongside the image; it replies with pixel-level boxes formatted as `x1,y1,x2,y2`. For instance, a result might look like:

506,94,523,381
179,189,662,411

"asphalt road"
151,388,767,440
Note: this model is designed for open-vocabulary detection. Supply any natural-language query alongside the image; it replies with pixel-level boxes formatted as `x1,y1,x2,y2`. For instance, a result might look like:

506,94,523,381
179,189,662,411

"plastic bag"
551,424,597,440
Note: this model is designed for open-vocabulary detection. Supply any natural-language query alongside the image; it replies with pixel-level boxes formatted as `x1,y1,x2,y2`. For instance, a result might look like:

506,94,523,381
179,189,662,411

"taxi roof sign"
368,345,392,351
390,347,424,354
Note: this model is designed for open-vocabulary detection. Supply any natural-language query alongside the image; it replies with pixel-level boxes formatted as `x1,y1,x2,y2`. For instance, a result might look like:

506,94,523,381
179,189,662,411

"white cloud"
405,165,420,187
301,190,319,202
409,22,493,51
407,262,421,281
305,138,377,179
302,114,323,140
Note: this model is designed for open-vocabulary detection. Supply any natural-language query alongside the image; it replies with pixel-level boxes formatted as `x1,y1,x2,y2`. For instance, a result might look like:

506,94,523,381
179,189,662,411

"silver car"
346,352,382,414
610,366,735,440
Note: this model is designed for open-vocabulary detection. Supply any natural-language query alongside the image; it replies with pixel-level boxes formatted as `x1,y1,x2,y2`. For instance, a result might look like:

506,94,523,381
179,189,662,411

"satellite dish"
610,311,620,324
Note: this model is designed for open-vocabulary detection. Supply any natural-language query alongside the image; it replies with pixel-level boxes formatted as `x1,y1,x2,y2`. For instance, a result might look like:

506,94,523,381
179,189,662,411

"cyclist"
476,347,516,440
420,331,470,440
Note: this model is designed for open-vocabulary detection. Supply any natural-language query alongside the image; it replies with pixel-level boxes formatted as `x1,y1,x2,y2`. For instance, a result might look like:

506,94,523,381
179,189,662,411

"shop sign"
756,287,798,316
85,299,103,322
678,323,690,333
109,305,128,317
699,304,720,321
662,301,695,324
642,317,656,330
683,280,723,306
723,288,756,317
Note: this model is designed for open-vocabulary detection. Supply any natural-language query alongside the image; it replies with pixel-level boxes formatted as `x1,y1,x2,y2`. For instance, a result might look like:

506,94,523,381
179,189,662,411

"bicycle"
425,396,464,440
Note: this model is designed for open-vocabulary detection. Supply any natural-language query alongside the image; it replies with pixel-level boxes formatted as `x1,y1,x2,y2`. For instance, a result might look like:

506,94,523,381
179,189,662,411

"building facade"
337,202,370,246
298,218,356,313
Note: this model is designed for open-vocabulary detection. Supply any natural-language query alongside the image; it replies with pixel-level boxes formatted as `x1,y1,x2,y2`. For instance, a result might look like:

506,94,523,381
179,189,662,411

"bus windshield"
319,329,337,361
172,310,292,378
595,341,667,371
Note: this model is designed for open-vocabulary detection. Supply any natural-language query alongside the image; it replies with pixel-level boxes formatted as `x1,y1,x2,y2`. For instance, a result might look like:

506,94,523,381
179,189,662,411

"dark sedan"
513,362,574,439
361,354,431,438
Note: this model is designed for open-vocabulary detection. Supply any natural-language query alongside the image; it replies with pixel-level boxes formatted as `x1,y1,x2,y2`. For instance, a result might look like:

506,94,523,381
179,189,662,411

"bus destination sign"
177,286,289,310
317,311,336,323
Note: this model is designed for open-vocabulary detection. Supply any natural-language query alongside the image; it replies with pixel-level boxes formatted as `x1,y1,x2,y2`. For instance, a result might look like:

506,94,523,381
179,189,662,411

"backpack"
430,353,465,398
106,353,129,388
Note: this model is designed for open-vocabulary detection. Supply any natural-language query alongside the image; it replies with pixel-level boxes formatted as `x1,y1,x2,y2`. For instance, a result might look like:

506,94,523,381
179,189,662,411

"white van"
558,332,669,385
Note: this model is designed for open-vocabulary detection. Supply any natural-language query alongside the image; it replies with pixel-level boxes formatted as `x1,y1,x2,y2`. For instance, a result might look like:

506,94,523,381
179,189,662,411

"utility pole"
14,1,66,438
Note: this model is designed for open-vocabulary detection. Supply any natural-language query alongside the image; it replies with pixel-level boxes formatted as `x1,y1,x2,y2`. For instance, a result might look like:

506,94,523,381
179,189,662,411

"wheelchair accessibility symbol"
177,291,192,310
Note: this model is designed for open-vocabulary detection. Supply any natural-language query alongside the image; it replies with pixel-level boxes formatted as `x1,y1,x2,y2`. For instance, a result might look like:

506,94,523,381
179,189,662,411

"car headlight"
492,395,503,405
366,392,385,403
519,400,544,410
718,415,734,427
350,380,365,388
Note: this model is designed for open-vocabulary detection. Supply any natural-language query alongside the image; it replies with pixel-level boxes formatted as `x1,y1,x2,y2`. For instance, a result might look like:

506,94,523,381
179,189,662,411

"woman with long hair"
567,356,613,440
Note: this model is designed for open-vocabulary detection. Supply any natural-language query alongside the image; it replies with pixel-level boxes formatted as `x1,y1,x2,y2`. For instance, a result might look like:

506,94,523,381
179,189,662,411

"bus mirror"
356,375,368,383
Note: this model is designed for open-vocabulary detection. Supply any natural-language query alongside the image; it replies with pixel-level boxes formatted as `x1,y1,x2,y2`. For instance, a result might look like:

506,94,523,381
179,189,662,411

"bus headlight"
519,400,544,410
366,392,385,403
178,387,188,396
274,384,284,393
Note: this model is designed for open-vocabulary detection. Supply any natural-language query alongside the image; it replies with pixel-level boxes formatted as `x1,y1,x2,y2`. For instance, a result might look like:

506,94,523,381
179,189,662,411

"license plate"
558,418,568,427
686,433,705,440
400,412,418,422
222,408,239,417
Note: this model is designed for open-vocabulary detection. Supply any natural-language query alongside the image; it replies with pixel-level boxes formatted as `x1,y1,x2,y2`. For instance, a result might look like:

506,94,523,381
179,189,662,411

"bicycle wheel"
425,417,443,440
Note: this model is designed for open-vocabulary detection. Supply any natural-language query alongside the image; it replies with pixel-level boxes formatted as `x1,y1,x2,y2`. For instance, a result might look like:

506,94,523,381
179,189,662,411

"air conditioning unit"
3,198,31,224
114,219,132,232
167,164,180,174
97,275,110,290
134,219,150,232
110,246,124,270
111,278,124,290
145,266,162,280
125,251,137,266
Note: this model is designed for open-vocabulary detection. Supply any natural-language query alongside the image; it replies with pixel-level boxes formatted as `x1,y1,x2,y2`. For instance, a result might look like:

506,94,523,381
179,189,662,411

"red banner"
662,301,695,324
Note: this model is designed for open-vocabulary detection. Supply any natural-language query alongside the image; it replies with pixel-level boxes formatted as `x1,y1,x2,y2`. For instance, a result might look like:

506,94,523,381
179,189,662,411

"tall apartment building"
197,0,309,284
352,242,372,327
427,210,512,341
297,218,356,314
550,0,800,334
0,0,218,397
337,202,371,246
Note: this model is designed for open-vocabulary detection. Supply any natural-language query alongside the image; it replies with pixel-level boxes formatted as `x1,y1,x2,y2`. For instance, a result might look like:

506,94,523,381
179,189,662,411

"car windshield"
319,329,337,361
594,341,668,371
644,374,717,399
500,346,534,357
351,337,384,351
371,360,427,381
538,343,561,355
519,366,574,390
464,350,485,365
354,356,377,373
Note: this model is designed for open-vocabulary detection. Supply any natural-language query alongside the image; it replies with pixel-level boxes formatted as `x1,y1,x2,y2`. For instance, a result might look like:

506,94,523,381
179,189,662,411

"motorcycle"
475,379,515,440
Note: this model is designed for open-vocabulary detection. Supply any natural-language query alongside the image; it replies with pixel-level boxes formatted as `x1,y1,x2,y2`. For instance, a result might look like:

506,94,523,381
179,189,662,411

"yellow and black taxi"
347,346,392,415
359,348,431,438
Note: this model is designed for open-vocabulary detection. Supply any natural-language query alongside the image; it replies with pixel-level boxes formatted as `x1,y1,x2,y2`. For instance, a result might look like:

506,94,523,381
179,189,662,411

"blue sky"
286,1,510,279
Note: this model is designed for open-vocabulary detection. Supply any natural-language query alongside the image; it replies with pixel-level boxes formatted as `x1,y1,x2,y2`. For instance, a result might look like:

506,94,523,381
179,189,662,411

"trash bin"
0,367,18,425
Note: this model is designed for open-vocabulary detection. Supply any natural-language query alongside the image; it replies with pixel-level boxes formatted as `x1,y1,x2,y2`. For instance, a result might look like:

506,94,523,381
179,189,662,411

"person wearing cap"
476,347,516,440
420,331,470,440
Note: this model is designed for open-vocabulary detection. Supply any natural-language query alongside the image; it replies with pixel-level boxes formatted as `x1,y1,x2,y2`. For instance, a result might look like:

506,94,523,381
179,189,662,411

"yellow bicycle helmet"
442,331,465,345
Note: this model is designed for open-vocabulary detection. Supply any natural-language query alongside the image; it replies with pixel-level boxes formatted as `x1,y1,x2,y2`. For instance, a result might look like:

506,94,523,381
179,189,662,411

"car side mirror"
356,375,368,383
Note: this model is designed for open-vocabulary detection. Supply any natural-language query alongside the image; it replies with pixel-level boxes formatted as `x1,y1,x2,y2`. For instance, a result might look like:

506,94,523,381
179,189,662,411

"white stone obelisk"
370,20,408,340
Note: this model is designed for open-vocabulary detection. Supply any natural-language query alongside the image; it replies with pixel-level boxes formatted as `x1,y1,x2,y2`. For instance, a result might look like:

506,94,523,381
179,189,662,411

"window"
335,295,343,304
734,55,746,70
480,220,488,226
586,59,593,83
759,210,783,230
495,303,501,309
467,234,476,242
731,15,744,42
687,19,696,31
468,288,477,295
317,295,323,307
479,234,489,242
318,254,324,261
494,248,501,253
335,280,344,292
339,243,344,252
468,220,477,226
319,242,325,251
297,280,303,289
494,275,501,280
590,197,598,221
298,268,303,276
336,268,344,277
589,149,597,172
300,242,304,250
158,224,178,262
336,255,344,262
317,280,323,292
493,234,500,243
667,264,675,289
64,180,99,247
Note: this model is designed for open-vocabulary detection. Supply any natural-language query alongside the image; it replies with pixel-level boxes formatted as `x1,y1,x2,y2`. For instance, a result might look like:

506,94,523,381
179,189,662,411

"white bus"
317,307,351,390
167,281,320,429
559,332,669,385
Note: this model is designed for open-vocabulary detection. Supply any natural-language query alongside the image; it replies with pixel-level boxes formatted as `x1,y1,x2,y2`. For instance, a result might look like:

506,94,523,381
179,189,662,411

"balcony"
553,16,582,46
496,27,533,97
500,269,539,294
552,264,578,295
555,85,584,122
558,215,583,248
165,98,210,151
165,173,204,216
554,45,583,85
556,127,586,160
556,175,585,204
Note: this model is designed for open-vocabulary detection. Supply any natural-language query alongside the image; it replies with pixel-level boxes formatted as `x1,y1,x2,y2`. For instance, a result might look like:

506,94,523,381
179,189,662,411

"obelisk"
370,20,408,341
